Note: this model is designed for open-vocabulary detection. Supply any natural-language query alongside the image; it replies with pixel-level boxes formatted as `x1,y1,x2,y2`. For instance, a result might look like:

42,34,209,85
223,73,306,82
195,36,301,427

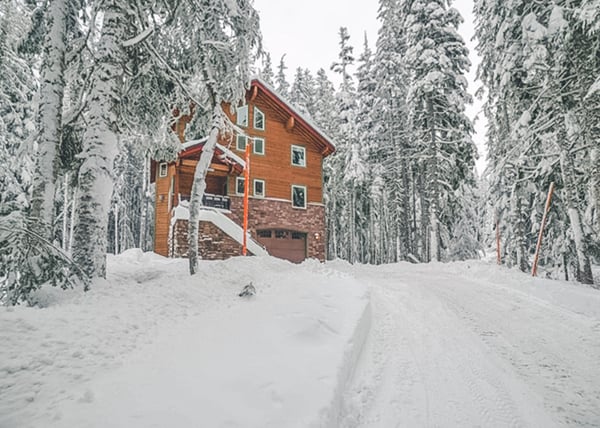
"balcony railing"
178,193,231,210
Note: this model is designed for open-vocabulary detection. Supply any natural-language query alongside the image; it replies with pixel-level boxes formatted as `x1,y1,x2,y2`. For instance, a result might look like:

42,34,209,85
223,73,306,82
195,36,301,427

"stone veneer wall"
227,196,326,261
170,196,327,262
171,219,247,259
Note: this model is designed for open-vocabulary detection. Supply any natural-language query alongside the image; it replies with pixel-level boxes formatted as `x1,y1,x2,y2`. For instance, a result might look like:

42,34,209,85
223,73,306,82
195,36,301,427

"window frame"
253,179,265,198
235,176,245,195
291,145,306,167
291,185,307,209
158,162,168,178
236,105,248,127
236,134,247,151
253,106,265,130
253,137,265,155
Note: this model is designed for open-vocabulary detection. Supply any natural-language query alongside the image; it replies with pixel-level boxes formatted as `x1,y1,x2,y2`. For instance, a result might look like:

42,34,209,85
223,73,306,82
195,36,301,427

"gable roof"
250,77,336,157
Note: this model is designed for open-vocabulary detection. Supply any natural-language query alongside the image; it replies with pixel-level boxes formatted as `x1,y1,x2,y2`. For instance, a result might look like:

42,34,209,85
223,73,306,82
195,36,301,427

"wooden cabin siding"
223,92,324,204
154,163,176,256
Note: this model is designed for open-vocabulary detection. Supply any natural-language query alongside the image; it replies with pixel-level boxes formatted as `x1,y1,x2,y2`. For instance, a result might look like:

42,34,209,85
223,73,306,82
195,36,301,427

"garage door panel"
257,230,306,263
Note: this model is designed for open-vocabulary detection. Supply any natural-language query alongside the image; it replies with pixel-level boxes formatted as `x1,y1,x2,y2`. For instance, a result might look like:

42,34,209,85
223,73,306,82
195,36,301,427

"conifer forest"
1,0,599,304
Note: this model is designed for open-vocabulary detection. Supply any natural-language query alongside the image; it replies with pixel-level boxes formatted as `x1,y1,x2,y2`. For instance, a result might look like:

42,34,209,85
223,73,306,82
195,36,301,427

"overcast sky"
252,0,487,175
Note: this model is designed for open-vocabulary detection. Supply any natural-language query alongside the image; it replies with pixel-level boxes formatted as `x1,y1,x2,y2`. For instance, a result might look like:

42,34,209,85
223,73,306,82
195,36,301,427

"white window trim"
236,105,248,127
291,185,307,209
236,134,247,151
291,145,306,167
235,176,245,195
253,179,265,198
158,162,168,178
253,137,265,155
253,106,265,130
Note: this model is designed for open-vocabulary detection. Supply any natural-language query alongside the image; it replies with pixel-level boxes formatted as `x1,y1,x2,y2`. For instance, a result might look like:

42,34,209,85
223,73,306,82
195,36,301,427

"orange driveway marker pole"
532,182,555,277
242,142,251,256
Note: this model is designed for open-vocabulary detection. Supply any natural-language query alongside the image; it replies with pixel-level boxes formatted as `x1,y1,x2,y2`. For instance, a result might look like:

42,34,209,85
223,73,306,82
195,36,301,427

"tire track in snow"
422,271,600,427
339,267,557,428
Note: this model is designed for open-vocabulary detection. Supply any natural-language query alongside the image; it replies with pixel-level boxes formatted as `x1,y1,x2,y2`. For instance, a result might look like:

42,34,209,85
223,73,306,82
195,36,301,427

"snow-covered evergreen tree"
403,0,477,262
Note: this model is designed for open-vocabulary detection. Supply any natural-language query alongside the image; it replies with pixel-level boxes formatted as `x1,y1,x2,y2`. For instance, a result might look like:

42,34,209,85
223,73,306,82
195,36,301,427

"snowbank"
0,251,369,428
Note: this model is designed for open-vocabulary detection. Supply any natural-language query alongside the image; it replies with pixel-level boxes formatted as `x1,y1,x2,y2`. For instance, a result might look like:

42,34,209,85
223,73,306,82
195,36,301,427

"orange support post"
532,182,555,277
242,142,251,256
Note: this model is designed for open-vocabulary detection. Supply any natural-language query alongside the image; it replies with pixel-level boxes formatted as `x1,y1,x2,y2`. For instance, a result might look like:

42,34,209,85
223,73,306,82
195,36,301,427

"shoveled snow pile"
0,251,369,428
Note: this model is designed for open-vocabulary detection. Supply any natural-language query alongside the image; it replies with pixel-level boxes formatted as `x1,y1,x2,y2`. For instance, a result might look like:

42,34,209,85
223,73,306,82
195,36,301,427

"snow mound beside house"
0,251,369,428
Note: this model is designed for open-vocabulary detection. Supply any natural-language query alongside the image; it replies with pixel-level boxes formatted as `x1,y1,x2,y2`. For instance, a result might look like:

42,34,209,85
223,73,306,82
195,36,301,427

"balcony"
178,193,231,210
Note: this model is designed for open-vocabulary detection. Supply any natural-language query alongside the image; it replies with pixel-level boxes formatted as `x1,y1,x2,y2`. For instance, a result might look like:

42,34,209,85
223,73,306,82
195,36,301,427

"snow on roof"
180,138,246,169
181,136,209,150
216,142,245,168
249,76,336,154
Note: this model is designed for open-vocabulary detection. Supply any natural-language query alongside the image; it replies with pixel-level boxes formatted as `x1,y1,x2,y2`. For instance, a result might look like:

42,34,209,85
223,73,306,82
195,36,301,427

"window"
253,179,265,197
275,230,287,239
254,107,265,130
291,145,306,167
158,162,168,178
236,177,245,195
236,105,248,127
258,230,271,238
292,232,305,240
253,137,265,155
236,134,247,151
291,185,306,209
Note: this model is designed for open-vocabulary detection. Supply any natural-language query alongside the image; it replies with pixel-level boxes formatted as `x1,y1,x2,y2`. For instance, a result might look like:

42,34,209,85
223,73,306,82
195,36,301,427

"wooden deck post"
532,182,555,277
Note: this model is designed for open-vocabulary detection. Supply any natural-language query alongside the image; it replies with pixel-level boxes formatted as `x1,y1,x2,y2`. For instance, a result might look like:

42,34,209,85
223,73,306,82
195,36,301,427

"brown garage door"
257,230,306,263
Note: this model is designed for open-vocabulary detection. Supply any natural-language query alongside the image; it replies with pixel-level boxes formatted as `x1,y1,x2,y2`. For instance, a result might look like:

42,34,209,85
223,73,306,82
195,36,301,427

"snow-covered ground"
2,252,600,427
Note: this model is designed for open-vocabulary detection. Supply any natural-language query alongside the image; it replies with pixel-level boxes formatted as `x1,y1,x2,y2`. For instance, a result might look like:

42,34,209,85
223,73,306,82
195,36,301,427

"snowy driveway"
2,254,600,428
339,262,600,428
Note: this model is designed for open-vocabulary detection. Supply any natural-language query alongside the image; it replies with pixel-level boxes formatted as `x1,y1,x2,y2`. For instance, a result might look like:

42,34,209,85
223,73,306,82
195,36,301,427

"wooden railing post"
532,182,555,277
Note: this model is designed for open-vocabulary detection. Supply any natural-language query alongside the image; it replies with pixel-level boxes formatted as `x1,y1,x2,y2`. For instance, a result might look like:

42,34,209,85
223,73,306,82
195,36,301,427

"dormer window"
236,105,248,127
254,107,265,130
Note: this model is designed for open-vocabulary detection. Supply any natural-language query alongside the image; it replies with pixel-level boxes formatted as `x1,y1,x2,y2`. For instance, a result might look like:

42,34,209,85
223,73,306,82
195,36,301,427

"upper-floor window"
236,135,247,151
159,162,168,178
236,105,248,127
254,179,265,197
236,176,245,195
253,137,265,155
254,107,265,130
291,145,306,167
291,185,307,209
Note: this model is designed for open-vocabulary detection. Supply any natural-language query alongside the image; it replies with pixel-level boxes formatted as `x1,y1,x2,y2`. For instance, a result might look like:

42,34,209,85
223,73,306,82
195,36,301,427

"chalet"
151,77,336,263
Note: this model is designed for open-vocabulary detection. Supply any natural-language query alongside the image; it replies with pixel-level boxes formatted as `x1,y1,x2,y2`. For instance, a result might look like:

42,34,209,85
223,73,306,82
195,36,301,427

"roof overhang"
250,77,336,157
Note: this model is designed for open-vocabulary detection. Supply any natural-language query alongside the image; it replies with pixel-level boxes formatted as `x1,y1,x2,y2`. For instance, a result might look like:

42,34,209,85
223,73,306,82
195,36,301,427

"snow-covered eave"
180,138,246,169
249,76,336,156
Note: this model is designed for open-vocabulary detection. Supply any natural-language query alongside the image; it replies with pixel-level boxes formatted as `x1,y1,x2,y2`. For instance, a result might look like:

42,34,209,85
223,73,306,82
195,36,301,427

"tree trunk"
559,149,594,285
557,112,594,284
30,0,67,238
61,172,69,250
591,147,600,230
510,177,529,272
188,110,220,275
72,3,126,280
139,154,149,250
427,97,440,262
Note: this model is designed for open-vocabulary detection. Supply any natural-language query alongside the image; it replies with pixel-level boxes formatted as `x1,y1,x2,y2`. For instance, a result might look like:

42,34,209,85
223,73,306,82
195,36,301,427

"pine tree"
403,0,476,261
276,54,290,96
